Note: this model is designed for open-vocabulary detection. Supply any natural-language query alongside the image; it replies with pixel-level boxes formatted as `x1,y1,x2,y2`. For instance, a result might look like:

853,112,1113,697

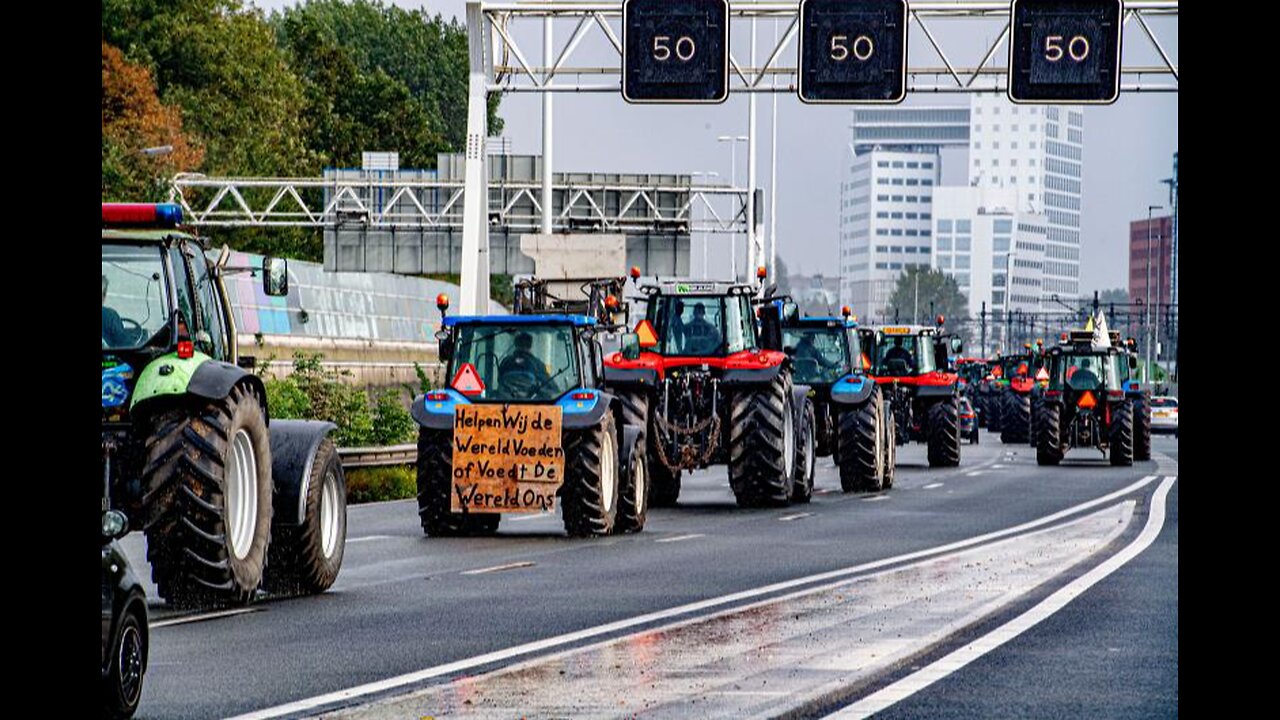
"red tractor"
603,275,815,508
862,318,964,467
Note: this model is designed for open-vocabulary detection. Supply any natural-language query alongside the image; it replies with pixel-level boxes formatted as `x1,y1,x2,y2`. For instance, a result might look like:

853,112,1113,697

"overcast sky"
251,0,1178,295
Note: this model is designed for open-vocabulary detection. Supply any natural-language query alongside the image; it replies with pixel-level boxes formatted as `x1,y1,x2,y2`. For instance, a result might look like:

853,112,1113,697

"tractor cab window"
1054,352,1121,392
724,295,755,354
101,244,170,350
452,324,580,401
1000,355,1031,378
783,327,849,384
874,333,936,376
189,250,229,361
651,295,726,356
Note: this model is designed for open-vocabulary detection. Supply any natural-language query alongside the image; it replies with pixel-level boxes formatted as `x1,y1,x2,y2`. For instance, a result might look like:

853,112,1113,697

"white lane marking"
992,464,1009,469
347,535,394,543
152,607,259,628
779,512,813,522
507,512,554,523
226,475,1160,720
922,483,944,490
966,471,987,477
827,475,1178,719
655,533,706,543
460,561,536,576
815,488,836,495
862,495,890,502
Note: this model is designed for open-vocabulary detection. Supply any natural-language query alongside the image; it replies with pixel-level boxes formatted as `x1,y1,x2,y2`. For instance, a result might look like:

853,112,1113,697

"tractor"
411,296,648,537
602,272,815,508
1035,317,1137,466
995,342,1048,445
780,304,895,492
863,318,964,467
101,203,347,608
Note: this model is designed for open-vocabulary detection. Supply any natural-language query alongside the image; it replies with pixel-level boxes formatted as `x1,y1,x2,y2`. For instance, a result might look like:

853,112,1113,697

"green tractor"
1035,318,1137,466
102,203,347,608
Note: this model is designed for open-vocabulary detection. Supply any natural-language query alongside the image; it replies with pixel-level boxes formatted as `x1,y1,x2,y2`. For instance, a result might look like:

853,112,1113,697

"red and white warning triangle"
451,362,486,396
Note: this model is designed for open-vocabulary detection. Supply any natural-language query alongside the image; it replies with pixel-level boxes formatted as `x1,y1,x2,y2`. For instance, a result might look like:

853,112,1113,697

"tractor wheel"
837,388,883,492
142,384,273,607
562,411,621,536
881,402,897,489
1000,392,1031,444
1029,394,1043,448
791,398,816,504
620,390,681,507
1134,397,1152,461
264,438,347,595
615,429,649,533
416,428,501,537
927,398,962,468
728,369,795,507
1036,403,1064,466
1110,401,1135,467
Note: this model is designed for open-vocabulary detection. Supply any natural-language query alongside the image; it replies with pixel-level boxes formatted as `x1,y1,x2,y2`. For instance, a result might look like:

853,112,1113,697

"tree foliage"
886,266,971,330
102,41,205,201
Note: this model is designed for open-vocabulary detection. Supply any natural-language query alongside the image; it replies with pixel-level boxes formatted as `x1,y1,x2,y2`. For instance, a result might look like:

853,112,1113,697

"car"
959,397,980,444
1150,396,1179,433
102,510,147,719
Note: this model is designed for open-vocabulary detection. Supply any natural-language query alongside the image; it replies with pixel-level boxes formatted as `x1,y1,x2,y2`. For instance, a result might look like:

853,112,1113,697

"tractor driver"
102,275,131,348
882,337,915,375
682,302,721,355
794,333,842,373
499,331,550,393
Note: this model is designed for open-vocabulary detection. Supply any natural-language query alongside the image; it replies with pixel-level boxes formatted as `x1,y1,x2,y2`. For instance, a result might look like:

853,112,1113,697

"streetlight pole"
1145,204,1162,385
691,171,719,279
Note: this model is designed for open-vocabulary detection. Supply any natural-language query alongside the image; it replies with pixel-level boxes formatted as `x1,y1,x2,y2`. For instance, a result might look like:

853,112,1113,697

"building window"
891,228,903,236
993,107,1000,115
877,211,889,218
1028,176,1036,185
876,245,889,252
956,236,972,251
938,219,953,232
876,229,888,235
891,212,903,219
876,262,888,269
974,158,981,166
907,161,919,169
892,178,904,185
994,219,1012,233
974,124,982,131
923,162,934,169
956,255,971,269
956,272,970,286
956,220,971,232
1030,141,1037,149
890,262,902,270
993,158,1000,166
993,141,1000,149
877,161,889,168
1011,142,1019,149
974,142,982,150
906,178,919,186
1011,159,1018,166
878,195,889,201
906,229,918,236
994,124,1001,131
922,179,934,186
1030,124,1037,131
877,178,889,185
938,255,952,269
937,236,952,250
1029,158,1036,166
921,229,931,236
892,161,904,168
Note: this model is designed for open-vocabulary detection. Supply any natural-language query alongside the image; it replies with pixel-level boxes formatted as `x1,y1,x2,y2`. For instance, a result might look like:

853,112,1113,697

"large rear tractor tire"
926,398,962,468
615,430,649,533
791,399,816,503
1000,392,1031,444
728,370,795,507
416,428,501,537
814,403,834,458
837,388,884,492
1036,403,1064,466
264,438,347,595
1134,397,1152,461
881,402,897,489
142,384,273,608
1109,401,1135,467
562,411,621,536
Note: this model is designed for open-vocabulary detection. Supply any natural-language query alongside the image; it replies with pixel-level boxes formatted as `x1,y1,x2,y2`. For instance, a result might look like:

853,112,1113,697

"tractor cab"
780,314,860,387
641,281,760,359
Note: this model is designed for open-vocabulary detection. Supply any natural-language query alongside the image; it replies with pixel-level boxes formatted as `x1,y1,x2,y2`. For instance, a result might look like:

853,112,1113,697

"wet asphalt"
121,435,1178,719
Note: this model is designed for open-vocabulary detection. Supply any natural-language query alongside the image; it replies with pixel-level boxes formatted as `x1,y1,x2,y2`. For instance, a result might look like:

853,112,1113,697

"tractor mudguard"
914,383,957,399
829,375,876,405
603,366,659,388
131,350,267,416
619,424,643,468
268,419,338,526
560,390,613,429
720,364,784,386
791,384,811,418
411,388,468,430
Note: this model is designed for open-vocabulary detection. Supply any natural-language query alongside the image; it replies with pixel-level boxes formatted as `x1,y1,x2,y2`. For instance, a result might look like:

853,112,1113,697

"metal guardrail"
338,444,417,468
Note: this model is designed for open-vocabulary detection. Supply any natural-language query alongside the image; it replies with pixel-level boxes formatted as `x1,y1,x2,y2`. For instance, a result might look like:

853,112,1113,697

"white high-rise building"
967,95,1083,302
838,108,969,319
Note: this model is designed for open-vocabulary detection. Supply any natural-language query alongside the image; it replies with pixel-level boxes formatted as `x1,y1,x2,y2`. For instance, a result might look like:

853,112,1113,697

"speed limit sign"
623,0,729,104
1008,0,1123,104
798,0,908,103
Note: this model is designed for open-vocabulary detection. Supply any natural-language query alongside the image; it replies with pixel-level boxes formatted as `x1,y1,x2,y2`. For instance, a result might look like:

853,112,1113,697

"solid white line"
966,470,986,477
779,512,813,522
862,495,890,502
922,483,944,490
655,533,706,543
827,475,1177,719
225,475,1159,720
460,561,535,576
152,607,259,629
346,535,394,543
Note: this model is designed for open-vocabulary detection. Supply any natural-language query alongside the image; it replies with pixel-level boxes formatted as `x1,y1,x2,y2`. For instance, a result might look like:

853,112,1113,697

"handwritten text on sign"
451,404,565,513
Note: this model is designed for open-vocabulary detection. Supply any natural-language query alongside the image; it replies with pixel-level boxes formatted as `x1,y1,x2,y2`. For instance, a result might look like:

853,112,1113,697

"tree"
1098,287,1129,305
886,267,971,341
102,42,204,201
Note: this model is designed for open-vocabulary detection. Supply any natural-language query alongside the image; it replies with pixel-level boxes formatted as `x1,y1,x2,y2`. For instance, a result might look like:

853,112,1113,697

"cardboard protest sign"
450,404,565,513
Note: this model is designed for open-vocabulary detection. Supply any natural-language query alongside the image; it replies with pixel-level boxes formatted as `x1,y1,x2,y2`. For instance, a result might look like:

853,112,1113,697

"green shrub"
345,466,416,504
372,388,416,446
259,351,414,447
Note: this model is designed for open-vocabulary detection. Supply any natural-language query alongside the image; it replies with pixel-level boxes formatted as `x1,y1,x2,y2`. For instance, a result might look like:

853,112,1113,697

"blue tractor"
776,304,895,492
411,297,648,537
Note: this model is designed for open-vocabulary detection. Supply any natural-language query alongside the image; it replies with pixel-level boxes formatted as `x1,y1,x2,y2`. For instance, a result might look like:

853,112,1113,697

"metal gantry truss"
168,173,750,234
480,1,1178,95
